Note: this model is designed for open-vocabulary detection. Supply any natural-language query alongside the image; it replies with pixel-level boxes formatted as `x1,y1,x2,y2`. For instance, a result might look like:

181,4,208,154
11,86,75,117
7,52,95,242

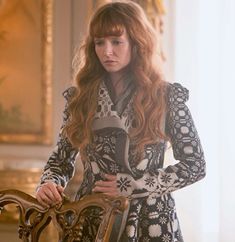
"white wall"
164,0,235,242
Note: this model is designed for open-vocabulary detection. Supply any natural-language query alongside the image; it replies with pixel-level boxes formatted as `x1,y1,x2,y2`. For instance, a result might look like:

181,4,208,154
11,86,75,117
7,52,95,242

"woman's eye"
94,40,104,46
112,40,122,45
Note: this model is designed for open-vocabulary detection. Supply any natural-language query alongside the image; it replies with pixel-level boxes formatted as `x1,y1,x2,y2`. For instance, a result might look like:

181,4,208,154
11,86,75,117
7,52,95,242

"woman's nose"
103,43,113,56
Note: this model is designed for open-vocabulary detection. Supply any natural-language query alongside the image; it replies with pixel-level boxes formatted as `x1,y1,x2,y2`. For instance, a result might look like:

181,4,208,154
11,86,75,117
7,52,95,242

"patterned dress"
39,81,206,242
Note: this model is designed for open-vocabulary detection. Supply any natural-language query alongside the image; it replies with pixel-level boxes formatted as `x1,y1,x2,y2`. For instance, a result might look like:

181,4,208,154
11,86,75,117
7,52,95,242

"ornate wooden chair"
0,189,129,242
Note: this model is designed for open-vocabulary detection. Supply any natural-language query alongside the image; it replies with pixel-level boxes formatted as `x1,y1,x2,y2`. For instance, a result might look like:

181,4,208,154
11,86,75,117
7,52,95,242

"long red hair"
63,1,168,160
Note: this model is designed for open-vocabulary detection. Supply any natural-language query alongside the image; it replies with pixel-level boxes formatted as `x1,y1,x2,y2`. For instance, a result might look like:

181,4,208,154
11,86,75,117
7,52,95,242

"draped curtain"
172,1,235,242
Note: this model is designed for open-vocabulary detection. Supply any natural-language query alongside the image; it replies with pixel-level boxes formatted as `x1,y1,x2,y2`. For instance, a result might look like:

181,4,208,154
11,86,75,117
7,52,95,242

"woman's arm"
116,83,206,199
36,87,79,206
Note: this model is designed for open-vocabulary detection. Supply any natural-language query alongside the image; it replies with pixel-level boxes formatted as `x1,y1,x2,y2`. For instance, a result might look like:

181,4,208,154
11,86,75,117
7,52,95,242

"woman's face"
94,28,131,76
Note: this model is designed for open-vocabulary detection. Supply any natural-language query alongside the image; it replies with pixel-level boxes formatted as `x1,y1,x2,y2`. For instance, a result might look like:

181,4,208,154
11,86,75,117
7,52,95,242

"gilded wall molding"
133,0,166,61
0,0,53,145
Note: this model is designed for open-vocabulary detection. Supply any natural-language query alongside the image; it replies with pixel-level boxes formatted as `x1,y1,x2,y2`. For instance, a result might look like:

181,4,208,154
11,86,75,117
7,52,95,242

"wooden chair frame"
0,189,129,242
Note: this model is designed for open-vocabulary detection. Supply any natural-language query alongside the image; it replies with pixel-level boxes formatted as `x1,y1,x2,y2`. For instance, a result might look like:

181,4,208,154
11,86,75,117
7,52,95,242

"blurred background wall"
169,1,235,242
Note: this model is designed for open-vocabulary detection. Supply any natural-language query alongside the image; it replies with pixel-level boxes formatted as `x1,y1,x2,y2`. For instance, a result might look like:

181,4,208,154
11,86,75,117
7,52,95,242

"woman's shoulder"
62,86,77,101
165,82,189,104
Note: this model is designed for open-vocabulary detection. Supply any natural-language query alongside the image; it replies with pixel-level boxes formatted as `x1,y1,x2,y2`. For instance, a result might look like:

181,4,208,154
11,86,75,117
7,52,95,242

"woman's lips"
104,60,117,65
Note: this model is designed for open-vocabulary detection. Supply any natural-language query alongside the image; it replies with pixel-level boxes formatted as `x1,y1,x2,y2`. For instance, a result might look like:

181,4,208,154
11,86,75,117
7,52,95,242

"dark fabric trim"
115,129,132,174
92,116,133,174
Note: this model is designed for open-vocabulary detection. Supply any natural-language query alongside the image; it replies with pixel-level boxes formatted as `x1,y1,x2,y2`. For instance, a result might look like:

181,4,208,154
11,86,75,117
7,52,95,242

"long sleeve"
116,83,206,198
39,87,79,187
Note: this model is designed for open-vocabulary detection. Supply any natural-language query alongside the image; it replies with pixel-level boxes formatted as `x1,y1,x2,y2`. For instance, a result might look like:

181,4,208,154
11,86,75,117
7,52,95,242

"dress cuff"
116,173,134,197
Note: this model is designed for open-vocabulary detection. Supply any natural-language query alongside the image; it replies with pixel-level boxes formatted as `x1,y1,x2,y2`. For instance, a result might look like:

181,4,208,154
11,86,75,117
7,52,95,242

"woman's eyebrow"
94,37,104,40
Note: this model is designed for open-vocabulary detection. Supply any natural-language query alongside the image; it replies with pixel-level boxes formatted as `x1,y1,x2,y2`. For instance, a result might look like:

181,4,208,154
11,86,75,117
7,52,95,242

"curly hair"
63,1,168,160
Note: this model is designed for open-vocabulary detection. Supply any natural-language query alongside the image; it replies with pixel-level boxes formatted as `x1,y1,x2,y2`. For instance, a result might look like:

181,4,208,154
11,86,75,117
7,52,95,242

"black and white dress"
39,80,206,242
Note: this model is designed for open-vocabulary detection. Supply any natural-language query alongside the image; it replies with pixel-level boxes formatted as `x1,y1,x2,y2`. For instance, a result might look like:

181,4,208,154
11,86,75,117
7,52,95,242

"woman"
36,1,206,241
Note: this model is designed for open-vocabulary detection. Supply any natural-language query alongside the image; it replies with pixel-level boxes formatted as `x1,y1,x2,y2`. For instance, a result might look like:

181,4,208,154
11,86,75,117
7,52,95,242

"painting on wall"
0,0,53,145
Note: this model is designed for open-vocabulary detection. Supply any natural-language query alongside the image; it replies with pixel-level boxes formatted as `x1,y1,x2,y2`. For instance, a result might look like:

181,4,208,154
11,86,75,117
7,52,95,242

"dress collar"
104,76,136,116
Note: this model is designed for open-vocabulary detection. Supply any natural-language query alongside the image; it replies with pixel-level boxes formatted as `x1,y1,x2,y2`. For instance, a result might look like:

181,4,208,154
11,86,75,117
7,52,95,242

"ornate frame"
0,0,53,145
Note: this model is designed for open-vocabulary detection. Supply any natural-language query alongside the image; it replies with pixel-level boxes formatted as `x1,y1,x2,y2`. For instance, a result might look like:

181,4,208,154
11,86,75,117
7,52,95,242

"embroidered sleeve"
116,83,206,198
38,87,79,188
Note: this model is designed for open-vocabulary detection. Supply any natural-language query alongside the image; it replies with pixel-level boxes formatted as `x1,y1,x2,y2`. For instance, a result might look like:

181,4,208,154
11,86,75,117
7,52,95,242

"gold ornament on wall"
133,0,166,61
0,0,53,145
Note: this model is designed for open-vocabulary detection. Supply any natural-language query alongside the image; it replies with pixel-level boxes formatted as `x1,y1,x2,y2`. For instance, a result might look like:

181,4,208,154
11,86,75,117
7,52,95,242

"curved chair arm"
0,189,129,242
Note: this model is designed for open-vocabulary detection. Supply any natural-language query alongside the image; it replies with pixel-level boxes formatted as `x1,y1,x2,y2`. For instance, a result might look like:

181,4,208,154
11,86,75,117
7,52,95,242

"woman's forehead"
95,29,130,39
91,21,126,38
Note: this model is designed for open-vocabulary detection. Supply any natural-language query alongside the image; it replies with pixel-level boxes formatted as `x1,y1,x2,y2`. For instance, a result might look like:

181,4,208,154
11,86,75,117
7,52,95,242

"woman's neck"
109,72,125,96
109,72,123,83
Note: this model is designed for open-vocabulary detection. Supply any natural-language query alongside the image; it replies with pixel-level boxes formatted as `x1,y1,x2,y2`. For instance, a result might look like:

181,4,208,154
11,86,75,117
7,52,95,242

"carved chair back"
0,189,129,242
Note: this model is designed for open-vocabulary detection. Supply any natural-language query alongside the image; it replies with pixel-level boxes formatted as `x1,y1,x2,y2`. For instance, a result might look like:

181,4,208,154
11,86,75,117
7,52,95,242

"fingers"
36,182,64,207
95,180,116,187
93,186,118,196
37,184,61,206
104,174,116,181
93,187,118,196
57,185,64,193
93,174,118,196
36,190,52,208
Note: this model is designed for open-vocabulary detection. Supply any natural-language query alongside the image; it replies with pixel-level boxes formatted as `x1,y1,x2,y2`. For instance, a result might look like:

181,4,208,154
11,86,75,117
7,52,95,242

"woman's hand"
93,174,119,197
36,181,64,207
